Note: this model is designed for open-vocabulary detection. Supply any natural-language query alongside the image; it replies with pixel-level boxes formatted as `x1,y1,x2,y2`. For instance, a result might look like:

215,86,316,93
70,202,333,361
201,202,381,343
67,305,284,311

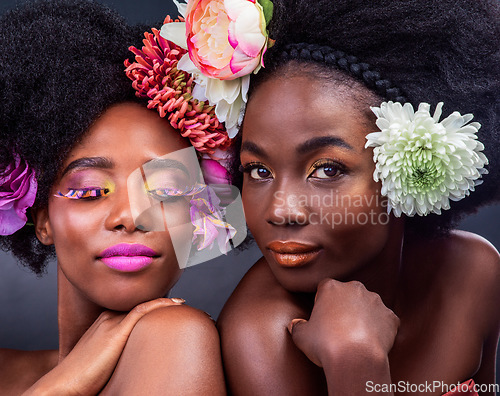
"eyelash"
55,187,111,200
146,183,206,201
55,183,206,202
239,162,273,180
308,159,346,180
240,160,346,181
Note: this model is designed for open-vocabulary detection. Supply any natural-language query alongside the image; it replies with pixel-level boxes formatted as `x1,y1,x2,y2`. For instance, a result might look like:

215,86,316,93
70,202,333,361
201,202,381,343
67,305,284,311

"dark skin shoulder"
102,304,226,395
218,257,328,395
218,230,500,395
1,304,225,396
0,349,58,395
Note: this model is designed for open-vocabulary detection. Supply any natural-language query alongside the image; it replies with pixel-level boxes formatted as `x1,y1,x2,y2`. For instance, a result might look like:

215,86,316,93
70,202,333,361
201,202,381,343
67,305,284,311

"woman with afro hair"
218,0,500,394
0,0,234,394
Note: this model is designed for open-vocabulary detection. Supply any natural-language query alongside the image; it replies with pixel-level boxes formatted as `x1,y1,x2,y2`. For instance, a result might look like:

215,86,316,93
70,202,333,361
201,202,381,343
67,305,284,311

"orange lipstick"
267,241,321,268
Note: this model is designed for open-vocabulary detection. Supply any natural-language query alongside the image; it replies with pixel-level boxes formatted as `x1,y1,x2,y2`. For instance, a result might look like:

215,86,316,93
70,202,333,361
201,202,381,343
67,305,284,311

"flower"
190,186,236,252
160,0,273,137
0,154,37,235
200,158,230,185
125,18,231,153
365,102,488,217
175,54,249,138
166,0,269,80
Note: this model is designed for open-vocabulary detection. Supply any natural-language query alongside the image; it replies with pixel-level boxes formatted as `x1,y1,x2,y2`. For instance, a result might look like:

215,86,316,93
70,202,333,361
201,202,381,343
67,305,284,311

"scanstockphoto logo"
272,190,390,228
366,380,499,394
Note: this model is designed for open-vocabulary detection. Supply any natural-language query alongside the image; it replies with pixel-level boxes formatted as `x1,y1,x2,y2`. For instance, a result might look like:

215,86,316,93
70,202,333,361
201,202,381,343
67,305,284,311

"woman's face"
37,102,194,311
241,75,398,293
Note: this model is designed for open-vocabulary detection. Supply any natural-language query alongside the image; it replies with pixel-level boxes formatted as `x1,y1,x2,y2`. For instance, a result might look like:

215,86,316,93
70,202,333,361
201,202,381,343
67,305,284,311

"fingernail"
288,318,302,334
204,311,215,322
170,298,185,304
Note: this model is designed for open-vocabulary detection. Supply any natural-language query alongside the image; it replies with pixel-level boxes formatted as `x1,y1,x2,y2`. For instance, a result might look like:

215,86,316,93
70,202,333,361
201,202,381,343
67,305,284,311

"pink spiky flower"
124,16,231,154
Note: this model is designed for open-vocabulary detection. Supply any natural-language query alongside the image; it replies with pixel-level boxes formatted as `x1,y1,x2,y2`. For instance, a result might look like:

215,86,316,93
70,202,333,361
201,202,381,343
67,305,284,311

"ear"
31,207,54,246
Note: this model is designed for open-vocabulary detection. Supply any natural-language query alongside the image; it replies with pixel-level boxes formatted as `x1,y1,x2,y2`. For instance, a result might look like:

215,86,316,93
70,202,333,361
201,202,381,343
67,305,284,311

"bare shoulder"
218,256,300,360
102,304,225,396
449,230,500,330
407,229,499,284
218,258,326,395
219,257,304,328
434,230,500,289
408,230,500,333
0,348,57,394
132,303,217,337
126,303,221,359
446,230,499,262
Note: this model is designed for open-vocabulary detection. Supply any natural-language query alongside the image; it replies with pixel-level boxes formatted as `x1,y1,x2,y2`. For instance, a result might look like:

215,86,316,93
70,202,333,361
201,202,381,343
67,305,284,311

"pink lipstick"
98,243,157,272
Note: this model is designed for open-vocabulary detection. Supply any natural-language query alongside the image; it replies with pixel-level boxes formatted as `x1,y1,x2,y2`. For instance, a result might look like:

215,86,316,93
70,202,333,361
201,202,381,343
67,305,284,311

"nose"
104,186,142,233
266,184,310,226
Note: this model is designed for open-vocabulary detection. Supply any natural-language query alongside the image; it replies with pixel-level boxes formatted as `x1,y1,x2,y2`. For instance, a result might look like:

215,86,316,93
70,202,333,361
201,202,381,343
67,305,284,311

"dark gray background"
0,0,498,386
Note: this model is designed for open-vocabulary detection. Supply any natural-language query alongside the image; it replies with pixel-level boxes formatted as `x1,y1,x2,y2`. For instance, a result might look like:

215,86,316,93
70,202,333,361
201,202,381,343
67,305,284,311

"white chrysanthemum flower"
365,101,488,217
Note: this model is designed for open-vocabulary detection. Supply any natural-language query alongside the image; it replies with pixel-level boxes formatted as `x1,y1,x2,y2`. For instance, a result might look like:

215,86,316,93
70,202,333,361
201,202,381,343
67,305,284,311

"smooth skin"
0,103,226,395
218,74,500,395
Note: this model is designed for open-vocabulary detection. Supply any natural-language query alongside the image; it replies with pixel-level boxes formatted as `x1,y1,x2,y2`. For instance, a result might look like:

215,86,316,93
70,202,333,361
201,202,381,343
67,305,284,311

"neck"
57,265,104,362
348,217,405,310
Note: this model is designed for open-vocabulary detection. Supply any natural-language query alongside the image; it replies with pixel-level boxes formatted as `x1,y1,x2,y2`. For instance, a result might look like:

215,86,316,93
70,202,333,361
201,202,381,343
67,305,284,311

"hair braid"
281,43,407,103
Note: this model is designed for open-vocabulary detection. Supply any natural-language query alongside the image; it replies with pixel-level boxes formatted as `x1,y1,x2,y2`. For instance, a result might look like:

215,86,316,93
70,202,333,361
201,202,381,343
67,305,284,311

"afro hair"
0,0,148,274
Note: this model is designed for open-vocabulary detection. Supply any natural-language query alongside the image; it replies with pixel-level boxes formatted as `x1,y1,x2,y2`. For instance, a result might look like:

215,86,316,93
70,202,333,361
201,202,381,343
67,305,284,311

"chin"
95,289,170,312
269,266,321,294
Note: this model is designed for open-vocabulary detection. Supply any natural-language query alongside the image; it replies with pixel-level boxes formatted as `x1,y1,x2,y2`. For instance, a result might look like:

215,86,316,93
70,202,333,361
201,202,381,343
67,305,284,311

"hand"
23,297,185,396
288,279,399,368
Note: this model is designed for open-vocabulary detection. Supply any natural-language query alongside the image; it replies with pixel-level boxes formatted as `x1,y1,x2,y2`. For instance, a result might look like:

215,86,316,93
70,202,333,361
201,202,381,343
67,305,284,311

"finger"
119,298,185,333
288,319,311,359
287,318,307,335
315,278,339,302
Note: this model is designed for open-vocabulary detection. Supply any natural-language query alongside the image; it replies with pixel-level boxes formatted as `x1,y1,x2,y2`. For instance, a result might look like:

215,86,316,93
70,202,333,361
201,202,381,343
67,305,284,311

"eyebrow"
143,158,190,176
240,141,269,159
61,157,113,177
240,136,354,159
297,136,354,154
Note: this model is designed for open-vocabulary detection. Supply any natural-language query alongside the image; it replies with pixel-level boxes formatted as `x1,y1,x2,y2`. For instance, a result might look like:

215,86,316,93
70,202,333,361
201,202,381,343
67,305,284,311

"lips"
98,243,158,272
266,241,321,268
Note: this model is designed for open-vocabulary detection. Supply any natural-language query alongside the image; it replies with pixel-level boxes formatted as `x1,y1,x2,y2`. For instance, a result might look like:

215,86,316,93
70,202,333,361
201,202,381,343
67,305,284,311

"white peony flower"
365,101,488,217
160,0,254,138
174,54,248,138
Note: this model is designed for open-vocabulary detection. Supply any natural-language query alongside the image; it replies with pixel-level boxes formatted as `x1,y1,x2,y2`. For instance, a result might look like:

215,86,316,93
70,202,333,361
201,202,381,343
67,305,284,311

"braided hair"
279,43,407,104
232,0,500,236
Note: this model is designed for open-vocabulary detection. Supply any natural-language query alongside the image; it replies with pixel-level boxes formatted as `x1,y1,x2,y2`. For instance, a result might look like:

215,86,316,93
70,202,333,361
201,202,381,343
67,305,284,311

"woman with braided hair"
212,0,500,394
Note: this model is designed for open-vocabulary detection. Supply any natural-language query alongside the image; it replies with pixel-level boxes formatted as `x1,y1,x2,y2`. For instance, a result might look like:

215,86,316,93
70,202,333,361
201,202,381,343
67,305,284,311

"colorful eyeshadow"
55,187,111,200
147,183,206,199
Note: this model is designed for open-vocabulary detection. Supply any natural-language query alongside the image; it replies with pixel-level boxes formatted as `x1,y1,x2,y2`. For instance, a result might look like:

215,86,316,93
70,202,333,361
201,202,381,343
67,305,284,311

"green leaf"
257,0,274,25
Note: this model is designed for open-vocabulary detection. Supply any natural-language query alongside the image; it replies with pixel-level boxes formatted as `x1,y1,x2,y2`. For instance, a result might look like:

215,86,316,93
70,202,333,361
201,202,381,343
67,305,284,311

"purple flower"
190,186,236,253
0,154,37,235
200,158,235,206
200,158,230,185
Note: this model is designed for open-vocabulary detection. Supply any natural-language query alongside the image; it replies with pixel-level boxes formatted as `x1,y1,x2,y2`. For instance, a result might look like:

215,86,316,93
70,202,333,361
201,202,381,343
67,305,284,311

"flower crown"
126,0,274,146
124,18,230,154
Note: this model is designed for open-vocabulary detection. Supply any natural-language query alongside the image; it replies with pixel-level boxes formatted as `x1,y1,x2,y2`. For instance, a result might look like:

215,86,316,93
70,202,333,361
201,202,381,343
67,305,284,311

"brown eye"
309,161,344,180
250,167,272,180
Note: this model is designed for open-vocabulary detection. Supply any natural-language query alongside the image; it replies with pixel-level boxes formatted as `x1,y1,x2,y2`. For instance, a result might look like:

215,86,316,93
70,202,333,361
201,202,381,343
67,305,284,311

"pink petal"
227,21,238,49
232,13,266,58
229,49,260,77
